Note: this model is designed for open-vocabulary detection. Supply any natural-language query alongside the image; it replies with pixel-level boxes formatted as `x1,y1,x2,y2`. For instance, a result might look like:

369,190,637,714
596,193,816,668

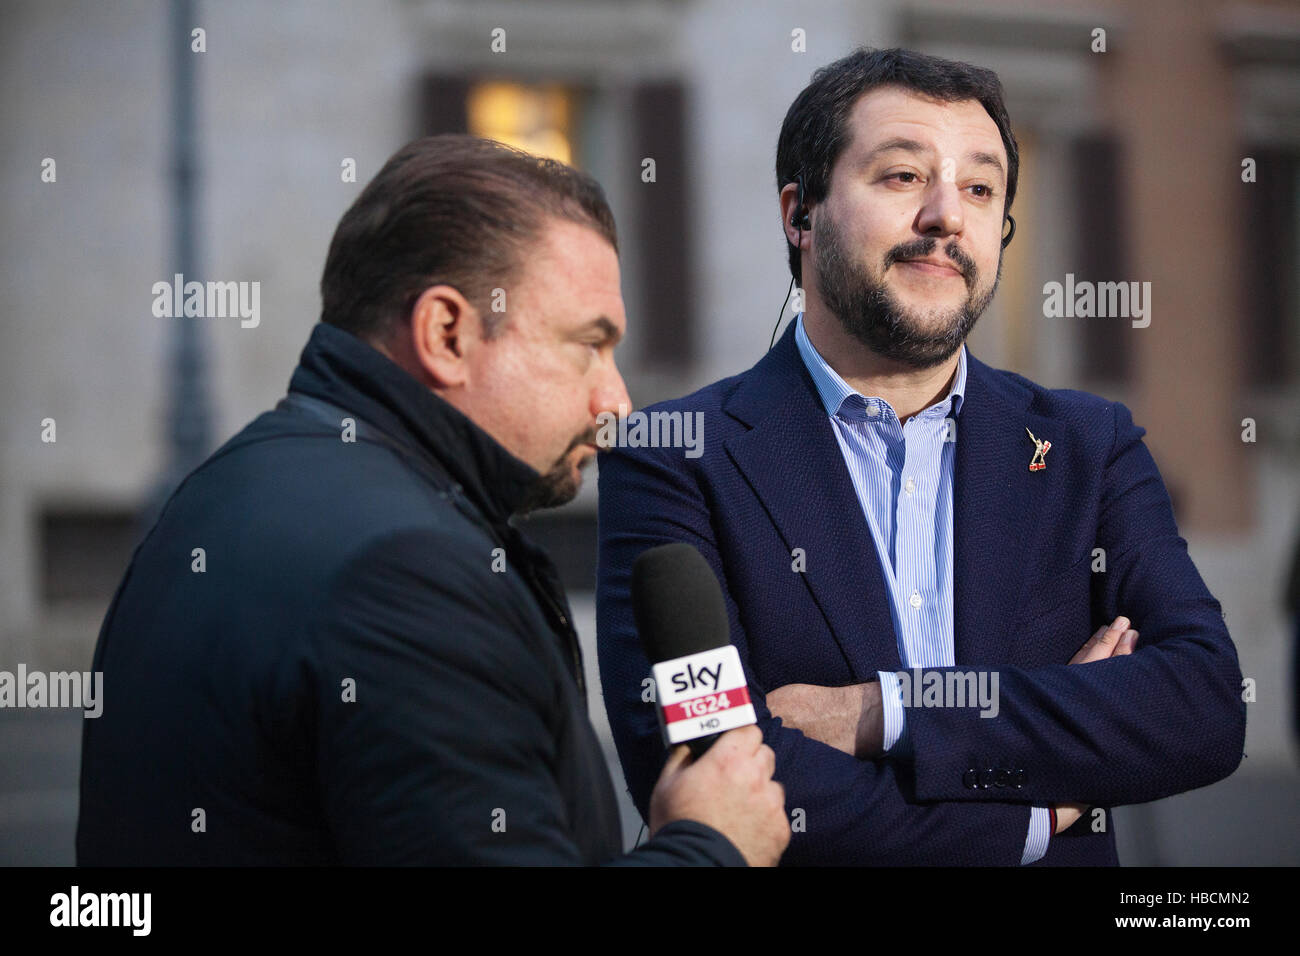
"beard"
812,208,1001,370
516,427,597,513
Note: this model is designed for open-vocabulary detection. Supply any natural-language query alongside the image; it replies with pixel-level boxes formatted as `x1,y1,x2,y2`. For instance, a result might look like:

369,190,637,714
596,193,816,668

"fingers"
672,726,765,779
1053,801,1089,833
703,726,774,784
691,725,761,771
660,744,692,777
1095,616,1130,653
1069,616,1131,665
718,723,764,756
760,739,776,777
1068,622,1114,664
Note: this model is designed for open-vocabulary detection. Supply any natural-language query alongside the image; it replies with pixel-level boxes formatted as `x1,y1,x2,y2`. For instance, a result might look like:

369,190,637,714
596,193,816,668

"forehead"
838,85,1006,170
518,217,625,329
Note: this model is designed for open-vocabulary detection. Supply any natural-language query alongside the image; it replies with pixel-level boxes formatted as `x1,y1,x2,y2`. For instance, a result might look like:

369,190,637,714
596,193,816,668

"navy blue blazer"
596,323,1246,865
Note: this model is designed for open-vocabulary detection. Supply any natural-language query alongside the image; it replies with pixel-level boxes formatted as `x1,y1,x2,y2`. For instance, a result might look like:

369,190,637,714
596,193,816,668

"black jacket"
76,322,745,866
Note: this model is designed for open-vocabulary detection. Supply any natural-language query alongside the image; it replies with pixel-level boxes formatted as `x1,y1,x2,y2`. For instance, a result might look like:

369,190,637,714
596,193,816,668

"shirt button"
866,403,879,417
909,591,923,609
905,477,915,495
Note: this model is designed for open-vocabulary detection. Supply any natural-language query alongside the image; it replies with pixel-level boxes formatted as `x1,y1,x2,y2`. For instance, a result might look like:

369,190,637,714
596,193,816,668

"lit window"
467,81,576,164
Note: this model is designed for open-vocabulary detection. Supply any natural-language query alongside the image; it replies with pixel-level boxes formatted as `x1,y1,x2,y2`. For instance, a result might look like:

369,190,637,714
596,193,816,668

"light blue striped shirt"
794,314,1049,865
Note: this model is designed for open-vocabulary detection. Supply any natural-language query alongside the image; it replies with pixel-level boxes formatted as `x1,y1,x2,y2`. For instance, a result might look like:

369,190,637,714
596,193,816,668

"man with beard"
595,48,1245,865
77,135,789,866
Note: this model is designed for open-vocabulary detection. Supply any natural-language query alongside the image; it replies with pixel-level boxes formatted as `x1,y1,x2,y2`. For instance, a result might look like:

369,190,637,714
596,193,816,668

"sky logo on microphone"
652,645,756,745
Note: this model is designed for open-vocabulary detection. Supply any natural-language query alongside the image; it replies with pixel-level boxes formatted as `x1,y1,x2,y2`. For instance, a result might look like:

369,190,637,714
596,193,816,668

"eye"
968,183,995,199
887,171,921,184
576,340,605,367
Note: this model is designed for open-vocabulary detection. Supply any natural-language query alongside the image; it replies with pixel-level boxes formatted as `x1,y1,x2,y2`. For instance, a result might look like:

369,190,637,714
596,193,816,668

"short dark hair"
321,134,618,340
776,47,1019,284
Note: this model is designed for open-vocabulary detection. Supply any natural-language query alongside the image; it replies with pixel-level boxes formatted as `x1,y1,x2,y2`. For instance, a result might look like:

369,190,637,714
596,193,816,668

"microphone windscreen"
631,542,730,665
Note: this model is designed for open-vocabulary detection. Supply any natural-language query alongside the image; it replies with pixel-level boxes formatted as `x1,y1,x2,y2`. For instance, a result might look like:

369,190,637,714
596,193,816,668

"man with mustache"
596,47,1245,864
77,135,788,866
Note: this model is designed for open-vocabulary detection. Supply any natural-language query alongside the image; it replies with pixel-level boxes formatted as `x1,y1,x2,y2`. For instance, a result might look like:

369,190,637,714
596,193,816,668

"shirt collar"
794,313,967,424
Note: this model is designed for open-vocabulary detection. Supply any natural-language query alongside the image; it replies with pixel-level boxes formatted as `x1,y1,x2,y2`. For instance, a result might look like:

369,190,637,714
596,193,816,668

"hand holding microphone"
649,726,786,867
633,542,789,866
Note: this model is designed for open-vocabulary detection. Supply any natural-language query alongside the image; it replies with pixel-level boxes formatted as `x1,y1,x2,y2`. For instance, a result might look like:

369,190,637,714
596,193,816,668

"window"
1071,135,1132,385
1241,145,1298,387
467,81,577,164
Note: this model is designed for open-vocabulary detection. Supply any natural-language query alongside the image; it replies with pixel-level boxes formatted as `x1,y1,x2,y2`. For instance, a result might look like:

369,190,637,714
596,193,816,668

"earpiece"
1001,214,1016,249
790,172,811,230
772,171,808,350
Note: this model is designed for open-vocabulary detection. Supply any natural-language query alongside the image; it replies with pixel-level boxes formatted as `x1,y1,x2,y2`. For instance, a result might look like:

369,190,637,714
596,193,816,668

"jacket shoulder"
639,369,748,417
977,358,1126,434
153,406,503,617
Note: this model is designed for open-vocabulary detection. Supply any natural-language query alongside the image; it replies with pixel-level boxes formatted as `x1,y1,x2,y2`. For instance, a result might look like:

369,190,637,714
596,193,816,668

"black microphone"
632,542,757,756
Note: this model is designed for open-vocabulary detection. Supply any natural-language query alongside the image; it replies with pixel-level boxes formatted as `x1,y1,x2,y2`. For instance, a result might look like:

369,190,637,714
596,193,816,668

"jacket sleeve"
310,527,744,866
903,401,1247,806
609,820,749,867
596,446,1036,866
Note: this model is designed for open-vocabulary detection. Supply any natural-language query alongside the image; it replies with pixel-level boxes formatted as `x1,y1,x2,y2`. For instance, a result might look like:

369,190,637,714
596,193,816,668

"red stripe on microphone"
663,686,751,723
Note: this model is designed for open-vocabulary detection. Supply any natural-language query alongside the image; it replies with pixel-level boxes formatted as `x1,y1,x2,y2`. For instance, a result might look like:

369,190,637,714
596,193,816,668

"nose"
915,180,964,238
592,358,632,421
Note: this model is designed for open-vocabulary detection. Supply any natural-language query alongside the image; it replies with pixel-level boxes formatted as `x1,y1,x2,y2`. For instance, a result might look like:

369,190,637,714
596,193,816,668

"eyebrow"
576,316,623,346
862,136,1006,183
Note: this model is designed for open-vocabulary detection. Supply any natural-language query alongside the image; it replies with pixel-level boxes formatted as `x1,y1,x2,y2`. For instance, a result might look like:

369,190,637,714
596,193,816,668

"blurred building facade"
2,0,1298,863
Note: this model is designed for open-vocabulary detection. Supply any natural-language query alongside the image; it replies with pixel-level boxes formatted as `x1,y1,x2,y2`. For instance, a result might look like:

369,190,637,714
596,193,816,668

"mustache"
884,238,977,285
565,427,599,455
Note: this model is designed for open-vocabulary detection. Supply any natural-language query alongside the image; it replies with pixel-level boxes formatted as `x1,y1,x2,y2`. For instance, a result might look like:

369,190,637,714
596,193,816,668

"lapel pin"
1025,427,1051,472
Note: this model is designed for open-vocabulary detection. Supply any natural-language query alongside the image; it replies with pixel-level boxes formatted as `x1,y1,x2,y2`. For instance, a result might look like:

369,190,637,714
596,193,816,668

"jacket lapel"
723,325,901,679
951,351,1046,665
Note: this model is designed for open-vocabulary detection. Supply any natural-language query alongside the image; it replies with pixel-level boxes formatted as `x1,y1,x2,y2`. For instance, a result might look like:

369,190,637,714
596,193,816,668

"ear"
780,181,811,251
408,285,481,389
